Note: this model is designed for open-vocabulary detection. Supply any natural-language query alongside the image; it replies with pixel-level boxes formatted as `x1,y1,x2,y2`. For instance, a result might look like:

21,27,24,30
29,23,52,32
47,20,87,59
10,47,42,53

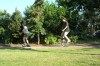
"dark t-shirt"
62,21,70,32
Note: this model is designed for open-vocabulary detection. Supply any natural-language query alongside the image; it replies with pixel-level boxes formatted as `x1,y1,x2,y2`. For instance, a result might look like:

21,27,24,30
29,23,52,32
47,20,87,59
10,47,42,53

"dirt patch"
0,42,100,49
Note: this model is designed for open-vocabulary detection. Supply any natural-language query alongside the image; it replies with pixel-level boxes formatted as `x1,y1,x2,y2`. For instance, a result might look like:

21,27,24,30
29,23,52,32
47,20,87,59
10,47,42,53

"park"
0,0,100,66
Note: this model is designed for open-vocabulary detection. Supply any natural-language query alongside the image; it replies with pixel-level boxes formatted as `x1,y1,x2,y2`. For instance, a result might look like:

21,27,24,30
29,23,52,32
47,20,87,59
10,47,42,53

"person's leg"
61,31,65,46
25,38,29,45
23,37,26,43
25,38,30,47
61,31,65,43
22,36,27,47
61,31,64,39
25,34,30,47
64,32,71,42
23,34,29,47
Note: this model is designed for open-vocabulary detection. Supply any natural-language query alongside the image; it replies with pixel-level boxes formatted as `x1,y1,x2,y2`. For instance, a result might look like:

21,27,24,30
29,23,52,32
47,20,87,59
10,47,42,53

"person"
22,24,30,47
93,30,100,38
61,17,71,43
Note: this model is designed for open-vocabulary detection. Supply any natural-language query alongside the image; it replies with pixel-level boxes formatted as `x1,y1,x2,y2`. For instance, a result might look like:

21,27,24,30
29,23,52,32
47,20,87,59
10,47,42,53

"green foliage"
8,8,22,43
70,36,78,44
45,33,58,45
24,0,45,45
0,27,5,34
0,0,100,44
0,10,11,44
43,3,62,35
57,0,100,39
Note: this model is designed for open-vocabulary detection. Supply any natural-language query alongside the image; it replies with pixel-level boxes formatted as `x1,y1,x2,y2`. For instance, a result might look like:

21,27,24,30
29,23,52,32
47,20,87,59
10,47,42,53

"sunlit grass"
0,48,100,66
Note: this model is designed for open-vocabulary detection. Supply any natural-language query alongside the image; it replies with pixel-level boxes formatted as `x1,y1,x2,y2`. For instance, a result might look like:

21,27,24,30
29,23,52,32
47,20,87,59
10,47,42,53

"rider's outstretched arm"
62,26,68,31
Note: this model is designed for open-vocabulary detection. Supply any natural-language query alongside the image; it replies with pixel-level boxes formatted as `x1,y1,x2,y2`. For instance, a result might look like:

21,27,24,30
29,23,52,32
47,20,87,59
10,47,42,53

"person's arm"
62,26,68,31
62,21,68,31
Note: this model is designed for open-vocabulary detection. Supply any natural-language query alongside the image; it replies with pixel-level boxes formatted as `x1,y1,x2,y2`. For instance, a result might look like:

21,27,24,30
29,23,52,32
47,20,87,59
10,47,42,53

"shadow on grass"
0,43,100,54
57,48,100,56
62,52,100,56
0,46,100,56
0,46,49,53
66,52,100,56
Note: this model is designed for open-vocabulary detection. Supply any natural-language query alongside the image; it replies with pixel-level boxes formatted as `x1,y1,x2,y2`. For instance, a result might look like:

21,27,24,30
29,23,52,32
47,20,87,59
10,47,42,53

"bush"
45,34,58,45
70,36,78,44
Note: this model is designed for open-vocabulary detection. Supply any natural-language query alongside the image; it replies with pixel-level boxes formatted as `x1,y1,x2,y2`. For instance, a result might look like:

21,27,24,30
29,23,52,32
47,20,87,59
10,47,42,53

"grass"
0,47,100,66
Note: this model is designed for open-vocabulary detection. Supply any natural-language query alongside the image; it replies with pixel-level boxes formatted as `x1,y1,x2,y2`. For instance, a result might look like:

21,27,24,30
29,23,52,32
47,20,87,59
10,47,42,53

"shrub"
45,34,58,45
70,36,78,44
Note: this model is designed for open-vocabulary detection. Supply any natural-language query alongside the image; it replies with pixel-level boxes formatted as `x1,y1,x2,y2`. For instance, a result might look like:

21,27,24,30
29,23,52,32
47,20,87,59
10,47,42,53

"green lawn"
0,47,100,66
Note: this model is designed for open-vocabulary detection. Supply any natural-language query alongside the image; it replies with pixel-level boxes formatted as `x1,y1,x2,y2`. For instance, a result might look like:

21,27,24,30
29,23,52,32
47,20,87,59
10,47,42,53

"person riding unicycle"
61,16,71,46
22,24,30,47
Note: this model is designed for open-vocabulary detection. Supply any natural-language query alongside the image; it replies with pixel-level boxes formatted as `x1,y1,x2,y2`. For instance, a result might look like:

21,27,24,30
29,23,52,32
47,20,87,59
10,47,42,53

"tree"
0,10,11,43
56,0,100,38
75,0,100,37
24,0,45,45
56,0,80,35
9,8,22,43
43,2,63,35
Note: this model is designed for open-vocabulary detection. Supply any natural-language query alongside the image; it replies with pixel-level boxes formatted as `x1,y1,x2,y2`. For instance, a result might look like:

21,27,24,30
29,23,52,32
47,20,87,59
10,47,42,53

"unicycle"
61,38,69,47
22,43,28,47
22,40,30,47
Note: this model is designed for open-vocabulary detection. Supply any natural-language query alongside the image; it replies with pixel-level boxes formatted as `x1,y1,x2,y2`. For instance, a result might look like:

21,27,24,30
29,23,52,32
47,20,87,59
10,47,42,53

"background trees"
0,10,11,44
56,0,100,39
24,0,45,45
9,8,22,43
0,0,99,44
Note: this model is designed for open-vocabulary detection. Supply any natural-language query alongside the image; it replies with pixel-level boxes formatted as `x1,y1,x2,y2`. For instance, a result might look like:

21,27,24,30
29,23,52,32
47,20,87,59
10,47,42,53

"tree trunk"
37,30,40,45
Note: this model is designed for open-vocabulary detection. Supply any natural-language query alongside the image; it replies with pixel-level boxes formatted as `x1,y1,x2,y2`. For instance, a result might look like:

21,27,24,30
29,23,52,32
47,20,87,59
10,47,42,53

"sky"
0,0,55,16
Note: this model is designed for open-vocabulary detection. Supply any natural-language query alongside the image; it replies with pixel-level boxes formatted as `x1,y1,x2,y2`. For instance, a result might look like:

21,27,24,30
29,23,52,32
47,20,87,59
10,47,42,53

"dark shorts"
24,33,29,38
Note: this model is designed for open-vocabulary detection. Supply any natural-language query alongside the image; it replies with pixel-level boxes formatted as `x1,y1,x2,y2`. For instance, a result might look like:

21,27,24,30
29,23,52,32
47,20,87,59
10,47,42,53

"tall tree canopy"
9,8,22,43
24,0,45,45
56,0,100,38
0,0,100,44
0,10,11,43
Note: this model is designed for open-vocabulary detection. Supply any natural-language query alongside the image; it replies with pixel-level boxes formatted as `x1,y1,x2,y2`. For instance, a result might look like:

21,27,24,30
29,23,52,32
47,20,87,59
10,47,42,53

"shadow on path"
0,45,49,53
